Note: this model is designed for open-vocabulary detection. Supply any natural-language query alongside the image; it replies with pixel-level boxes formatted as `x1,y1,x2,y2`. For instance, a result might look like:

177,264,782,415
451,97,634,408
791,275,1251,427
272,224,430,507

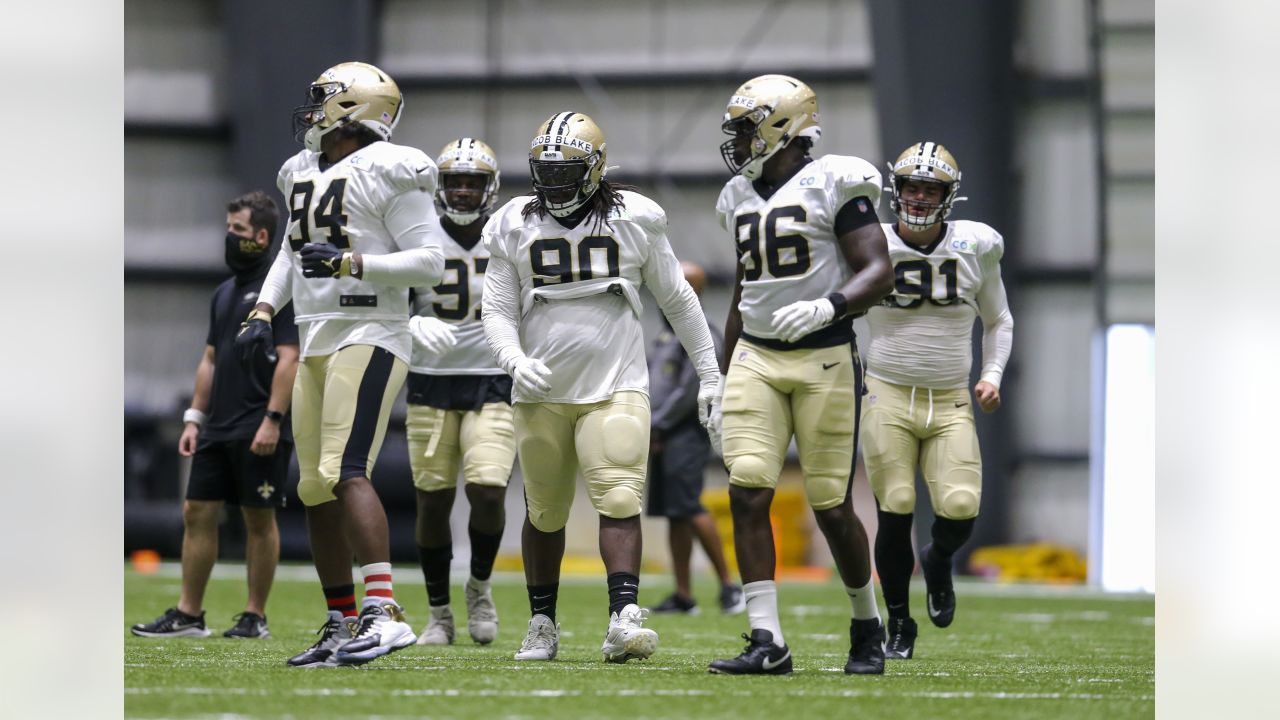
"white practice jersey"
410,222,502,375
483,190,710,404
864,220,1013,390
716,154,882,340
271,141,439,361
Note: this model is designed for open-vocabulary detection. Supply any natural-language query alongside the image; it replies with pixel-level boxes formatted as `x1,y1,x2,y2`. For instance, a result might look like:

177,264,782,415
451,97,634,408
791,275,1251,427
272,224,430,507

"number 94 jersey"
716,154,882,340
410,225,499,375
276,141,438,324
865,220,1006,389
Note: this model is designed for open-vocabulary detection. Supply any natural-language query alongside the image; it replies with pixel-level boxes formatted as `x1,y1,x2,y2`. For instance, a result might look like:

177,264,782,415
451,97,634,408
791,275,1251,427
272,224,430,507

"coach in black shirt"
132,191,300,641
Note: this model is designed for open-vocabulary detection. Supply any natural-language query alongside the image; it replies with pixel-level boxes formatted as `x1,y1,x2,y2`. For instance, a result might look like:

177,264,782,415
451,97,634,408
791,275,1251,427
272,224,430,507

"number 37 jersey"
716,154,882,340
410,225,500,375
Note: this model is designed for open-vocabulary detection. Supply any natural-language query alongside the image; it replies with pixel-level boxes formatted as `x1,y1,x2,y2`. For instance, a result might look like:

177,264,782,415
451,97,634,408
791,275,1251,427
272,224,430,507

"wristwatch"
264,409,284,423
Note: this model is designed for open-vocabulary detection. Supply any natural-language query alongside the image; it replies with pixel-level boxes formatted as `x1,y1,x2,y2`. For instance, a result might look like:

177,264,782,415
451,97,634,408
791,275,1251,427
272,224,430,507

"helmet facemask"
887,142,964,230
530,150,603,217
437,171,498,225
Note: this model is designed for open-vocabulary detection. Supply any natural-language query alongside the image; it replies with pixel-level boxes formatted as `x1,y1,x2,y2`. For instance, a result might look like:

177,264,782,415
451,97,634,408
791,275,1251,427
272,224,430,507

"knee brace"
938,487,980,520
597,486,642,519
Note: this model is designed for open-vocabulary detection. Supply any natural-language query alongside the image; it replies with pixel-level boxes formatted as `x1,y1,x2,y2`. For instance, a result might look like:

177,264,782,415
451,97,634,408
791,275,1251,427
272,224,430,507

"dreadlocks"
521,178,640,234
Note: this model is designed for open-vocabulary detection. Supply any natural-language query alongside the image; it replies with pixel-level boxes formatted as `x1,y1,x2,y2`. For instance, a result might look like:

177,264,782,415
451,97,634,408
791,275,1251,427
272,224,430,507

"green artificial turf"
125,564,1153,719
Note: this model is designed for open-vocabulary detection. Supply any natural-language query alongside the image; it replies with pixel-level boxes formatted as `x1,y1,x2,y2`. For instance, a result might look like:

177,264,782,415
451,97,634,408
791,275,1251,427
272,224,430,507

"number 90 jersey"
864,220,1006,390
483,190,682,404
410,225,500,375
716,154,882,340
276,141,438,324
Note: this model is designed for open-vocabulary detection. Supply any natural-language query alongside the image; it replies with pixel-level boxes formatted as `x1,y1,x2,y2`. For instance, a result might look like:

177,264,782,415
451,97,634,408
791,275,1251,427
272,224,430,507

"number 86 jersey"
716,154,882,340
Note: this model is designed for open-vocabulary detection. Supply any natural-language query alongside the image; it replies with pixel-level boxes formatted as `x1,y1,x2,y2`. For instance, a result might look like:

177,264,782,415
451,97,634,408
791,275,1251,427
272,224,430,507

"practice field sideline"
125,564,1153,719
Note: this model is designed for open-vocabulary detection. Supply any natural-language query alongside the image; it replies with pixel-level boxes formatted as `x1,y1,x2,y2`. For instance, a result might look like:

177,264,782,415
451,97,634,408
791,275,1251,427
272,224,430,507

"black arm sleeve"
834,195,880,237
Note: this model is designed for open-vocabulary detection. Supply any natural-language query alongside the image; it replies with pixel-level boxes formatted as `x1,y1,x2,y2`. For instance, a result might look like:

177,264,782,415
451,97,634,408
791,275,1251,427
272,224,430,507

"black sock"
468,525,503,582
322,583,357,616
528,583,559,621
607,572,640,616
875,510,915,618
418,543,453,607
930,516,976,560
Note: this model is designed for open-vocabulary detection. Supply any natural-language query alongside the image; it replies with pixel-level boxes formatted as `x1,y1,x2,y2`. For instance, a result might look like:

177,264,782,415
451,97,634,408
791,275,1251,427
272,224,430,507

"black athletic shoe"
708,629,792,675
223,612,271,639
919,543,957,628
884,616,918,660
286,614,353,668
653,593,699,615
131,608,211,638
845,618,886,675
719,584,746,615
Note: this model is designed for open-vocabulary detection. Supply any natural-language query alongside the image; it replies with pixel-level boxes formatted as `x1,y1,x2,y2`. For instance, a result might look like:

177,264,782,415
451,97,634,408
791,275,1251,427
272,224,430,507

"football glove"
705,374,726,457
511,356,553,401
771,298,836,343
299,243,350,279
235,309,277,365
409,315,458,356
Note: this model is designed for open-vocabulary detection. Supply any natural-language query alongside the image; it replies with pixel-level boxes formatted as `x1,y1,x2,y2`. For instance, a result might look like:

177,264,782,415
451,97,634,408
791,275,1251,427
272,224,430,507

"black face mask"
225,231,268,278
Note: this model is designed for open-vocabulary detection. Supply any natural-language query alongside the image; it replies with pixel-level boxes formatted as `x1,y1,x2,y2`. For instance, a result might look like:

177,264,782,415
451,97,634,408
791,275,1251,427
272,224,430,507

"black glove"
235,310,277,365
299,243,347,279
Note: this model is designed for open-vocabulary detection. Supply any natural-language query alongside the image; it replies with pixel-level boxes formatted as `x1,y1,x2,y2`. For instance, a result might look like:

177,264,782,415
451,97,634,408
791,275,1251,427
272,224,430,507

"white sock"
467,576,491,593
846,579,882,621
360,562,395,607
429,603,450,618
743,580,785,647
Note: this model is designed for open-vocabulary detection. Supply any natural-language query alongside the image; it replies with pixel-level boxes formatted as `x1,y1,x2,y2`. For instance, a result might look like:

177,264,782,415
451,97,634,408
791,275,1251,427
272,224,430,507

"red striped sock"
323,583,358,618
361,562,395,604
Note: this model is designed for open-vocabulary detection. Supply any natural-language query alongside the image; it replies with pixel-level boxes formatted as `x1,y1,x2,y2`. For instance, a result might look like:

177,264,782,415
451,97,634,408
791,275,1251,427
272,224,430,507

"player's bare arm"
832,219,894,314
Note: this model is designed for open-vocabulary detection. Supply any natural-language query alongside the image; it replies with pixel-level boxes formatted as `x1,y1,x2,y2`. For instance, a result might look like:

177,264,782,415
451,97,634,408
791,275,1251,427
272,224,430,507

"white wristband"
183,408,207,427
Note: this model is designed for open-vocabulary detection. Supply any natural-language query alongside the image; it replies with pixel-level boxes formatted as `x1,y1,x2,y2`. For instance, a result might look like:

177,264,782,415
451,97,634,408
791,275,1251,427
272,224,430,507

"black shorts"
187,437,292,508
646,424,711,520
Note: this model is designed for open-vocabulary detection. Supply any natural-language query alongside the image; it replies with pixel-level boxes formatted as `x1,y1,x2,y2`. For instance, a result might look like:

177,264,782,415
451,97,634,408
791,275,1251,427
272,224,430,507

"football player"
405,138,512,648
706,75,894,676
862,142,1013,659
234,61,445,668
481,112,720,664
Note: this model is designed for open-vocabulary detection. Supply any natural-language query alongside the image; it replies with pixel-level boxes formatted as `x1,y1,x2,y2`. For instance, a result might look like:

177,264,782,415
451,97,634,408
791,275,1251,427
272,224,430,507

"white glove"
771,298,836,343
511,356,553,401
409,316,458,356
705,374,726,457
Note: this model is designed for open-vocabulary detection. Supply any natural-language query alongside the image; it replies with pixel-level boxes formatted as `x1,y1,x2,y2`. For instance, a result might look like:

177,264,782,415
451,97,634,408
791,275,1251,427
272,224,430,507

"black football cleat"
844,618,886,675
708,629,792,675
884,616,918,660
919,543,957,628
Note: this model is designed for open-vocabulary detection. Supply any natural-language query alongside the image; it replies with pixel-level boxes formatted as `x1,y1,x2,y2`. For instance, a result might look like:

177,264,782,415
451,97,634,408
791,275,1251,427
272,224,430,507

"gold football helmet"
292,61,403,153
528,112,607,217
720,74,821,179
435,138,501,224
887,141,964,229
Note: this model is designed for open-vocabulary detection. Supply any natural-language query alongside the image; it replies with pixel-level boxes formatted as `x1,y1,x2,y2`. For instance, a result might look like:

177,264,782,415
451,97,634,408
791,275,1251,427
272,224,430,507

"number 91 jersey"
276,141,438,323
864,220,1005,389
410,224,500,375
716,154,882,340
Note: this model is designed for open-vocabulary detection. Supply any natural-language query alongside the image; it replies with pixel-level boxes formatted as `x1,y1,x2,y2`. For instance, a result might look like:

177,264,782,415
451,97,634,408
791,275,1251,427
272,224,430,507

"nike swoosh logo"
532,594,552,601
928,598,942,618
862,174,874,181
762,649,790,670
954,402,967,408
822,362,840,370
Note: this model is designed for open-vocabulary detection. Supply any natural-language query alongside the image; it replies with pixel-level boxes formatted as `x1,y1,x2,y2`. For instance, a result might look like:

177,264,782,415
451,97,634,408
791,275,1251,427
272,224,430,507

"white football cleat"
514,614,559,661
601,603,658,663
465,578,499,645
416,605,455,646
334,602,416,666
